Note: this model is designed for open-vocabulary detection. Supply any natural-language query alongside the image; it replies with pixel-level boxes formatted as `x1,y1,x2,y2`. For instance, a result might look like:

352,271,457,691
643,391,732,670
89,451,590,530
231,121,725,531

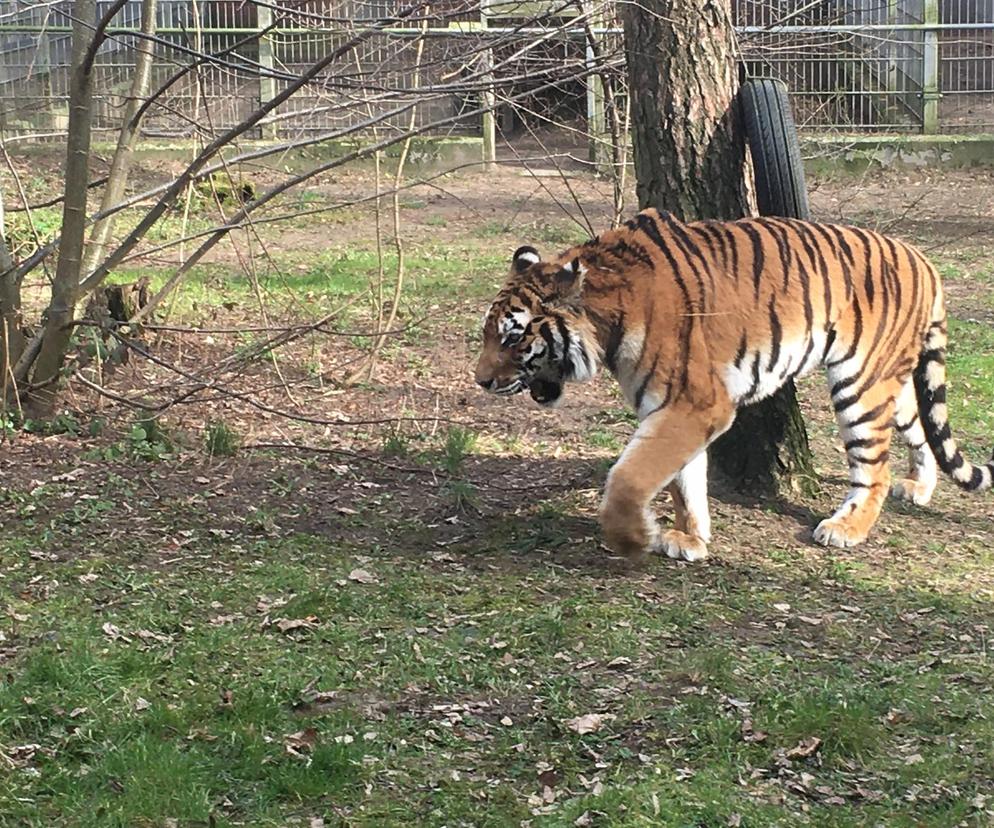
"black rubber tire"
740,78,810,221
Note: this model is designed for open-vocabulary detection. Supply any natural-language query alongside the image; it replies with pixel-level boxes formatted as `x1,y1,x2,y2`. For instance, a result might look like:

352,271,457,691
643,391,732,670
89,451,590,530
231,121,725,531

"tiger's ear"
512,246,541,273
553,257,586,300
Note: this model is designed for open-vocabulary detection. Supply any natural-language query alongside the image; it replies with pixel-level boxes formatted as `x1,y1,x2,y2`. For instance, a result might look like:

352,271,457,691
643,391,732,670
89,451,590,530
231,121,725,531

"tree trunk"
622,0,813,493
82,0,158,277
1,186,26,399
27,0,98,415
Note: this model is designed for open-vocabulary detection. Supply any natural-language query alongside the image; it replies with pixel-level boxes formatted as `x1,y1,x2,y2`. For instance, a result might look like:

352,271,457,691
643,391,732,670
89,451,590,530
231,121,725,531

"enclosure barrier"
0,0,992,154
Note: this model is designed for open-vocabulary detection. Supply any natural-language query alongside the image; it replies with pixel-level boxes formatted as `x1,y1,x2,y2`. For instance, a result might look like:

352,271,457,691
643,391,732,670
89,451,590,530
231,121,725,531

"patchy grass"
3,166,994,827
946,319,994,455
3,496,994,827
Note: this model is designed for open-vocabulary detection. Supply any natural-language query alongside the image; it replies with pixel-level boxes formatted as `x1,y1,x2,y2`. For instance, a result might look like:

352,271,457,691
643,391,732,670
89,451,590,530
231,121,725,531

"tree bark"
27,0,98,414
622,0,813,493
1,185,26,397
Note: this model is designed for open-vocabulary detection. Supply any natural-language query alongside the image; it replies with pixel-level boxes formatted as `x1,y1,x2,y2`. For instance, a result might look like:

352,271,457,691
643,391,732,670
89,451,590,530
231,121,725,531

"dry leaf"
905,753,924,765
135,629,171,644
741,718,767,743
134,697,151,712
276,616,318,633
565,713,613,735
348,568,377,584
786,736,822,759
884,708,911,725
101,622,123,640
574,812,592,827
285,728,318,756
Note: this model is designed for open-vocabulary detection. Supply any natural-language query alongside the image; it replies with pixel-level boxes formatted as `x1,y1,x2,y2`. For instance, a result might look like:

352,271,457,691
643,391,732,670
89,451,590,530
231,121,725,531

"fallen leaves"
101,622,125,641
741,718,767,743
284,727,318,759
275,616,319,634
785,736,822,760
564,713,614,735
348,568,377,584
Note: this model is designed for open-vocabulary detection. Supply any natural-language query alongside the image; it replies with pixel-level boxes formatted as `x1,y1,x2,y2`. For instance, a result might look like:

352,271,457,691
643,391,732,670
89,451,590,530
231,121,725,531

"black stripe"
767,295,782,372
634,214,695,392
848,451,890,466
661,214,712,298
823,328,837,361
845,400,891,428
828,225,856,266
734,331,748,367
830,374,859,398
849,227,876,310
811,223,853,300
600,310,625,373
845,437,887,451
771,219,815,338
740,221,766,299
792,220,834,327
760,219,793,292
827,299,863,368
833,395,860,413
634,351,661,412
552,316,578,378
538,320,557,355
745,351,762,400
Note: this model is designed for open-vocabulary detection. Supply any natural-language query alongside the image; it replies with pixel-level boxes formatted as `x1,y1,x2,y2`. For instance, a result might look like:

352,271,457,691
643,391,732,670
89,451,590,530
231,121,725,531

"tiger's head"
474,245,597,407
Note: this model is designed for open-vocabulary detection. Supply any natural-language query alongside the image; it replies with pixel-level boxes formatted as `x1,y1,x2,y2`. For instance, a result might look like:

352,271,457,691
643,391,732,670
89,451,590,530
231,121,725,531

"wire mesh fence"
0,0,992,141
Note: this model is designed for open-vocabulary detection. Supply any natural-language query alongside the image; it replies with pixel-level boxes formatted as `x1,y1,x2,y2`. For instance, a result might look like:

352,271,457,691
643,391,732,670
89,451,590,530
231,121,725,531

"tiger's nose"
477,378,495,390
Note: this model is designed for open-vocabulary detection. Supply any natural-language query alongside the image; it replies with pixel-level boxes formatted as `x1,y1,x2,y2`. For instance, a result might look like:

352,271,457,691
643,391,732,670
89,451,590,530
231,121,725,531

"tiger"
474,207,993,563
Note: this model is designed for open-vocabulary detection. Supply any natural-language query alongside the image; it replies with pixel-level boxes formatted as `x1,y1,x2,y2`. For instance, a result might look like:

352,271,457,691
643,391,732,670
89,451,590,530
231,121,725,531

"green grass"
946,318,994,455
104,242,506,326
4,453,994,827
3,189,994,827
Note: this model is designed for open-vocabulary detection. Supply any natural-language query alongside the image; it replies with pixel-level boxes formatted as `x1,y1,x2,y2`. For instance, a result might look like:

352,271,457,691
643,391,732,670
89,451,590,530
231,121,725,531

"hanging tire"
739,78,810,221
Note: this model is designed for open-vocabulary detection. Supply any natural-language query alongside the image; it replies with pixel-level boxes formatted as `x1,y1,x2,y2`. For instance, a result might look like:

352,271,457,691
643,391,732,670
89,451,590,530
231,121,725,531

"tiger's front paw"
600,507,657,565
657,529,709,562
813,516,868,549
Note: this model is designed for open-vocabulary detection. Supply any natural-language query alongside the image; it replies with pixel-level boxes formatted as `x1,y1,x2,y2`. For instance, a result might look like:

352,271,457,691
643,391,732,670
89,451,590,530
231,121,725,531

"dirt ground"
2,158,993,579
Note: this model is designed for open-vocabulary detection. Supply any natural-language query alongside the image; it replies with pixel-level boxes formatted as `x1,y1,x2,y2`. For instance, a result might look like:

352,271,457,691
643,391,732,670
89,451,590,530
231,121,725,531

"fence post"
257,2,277,140
922,0,940,134
480,1,497,170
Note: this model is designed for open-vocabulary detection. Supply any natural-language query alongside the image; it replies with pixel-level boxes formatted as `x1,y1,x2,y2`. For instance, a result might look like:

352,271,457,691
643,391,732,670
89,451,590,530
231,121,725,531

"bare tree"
622,0,813,491
0,0,628,421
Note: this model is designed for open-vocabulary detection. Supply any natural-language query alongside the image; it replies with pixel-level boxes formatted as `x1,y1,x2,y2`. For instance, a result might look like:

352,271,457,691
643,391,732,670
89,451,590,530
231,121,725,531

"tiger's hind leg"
889,378,938,506
814,377,899,548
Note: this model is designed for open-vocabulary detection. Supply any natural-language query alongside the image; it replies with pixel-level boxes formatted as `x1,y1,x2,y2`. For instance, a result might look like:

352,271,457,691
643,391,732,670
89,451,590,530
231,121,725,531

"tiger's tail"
913,313,994,492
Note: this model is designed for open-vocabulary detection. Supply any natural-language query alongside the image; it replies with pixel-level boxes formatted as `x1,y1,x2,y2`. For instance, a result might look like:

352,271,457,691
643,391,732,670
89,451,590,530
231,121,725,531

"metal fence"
0,0,992,140
737,0,994,133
